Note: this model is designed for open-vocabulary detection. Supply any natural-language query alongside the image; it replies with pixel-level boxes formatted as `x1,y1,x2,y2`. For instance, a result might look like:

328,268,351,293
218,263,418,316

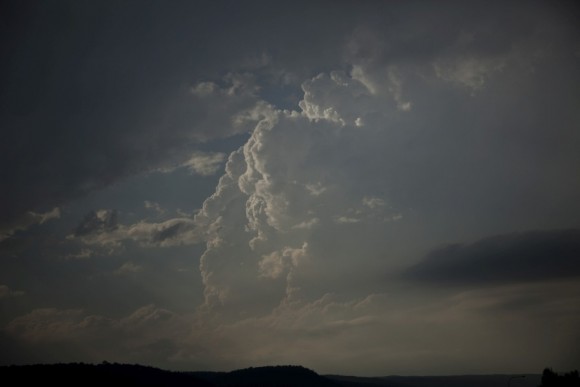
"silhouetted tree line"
0,363,337,387
540,369,580,387
2,362,577,387
191,365,338,387
0,362,213,387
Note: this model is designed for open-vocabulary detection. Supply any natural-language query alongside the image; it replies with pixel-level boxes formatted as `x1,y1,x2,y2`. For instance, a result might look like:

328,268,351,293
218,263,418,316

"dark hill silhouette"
2,363,568,387
0,363,213,387
191,365,339,387
0,363,338,387
540,369,580,387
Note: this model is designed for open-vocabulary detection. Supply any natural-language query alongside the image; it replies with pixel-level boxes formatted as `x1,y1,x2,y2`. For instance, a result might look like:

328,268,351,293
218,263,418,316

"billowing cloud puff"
194,67,414,316
181,152,227,176
193,6,580,333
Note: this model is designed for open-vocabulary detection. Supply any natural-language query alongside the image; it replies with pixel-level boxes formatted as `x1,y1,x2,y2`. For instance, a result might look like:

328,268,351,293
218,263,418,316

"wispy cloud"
0,208,60,241
71,209,201,250
181,152,227,176
114,262,144,276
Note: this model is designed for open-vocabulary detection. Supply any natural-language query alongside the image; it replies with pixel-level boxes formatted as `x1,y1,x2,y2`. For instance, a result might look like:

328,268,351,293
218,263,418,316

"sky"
1,0,580,376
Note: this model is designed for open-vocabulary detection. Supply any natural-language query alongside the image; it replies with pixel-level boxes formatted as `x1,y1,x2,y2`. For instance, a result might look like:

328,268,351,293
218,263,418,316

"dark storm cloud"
0,0,353,229
1,1,189,225
405,229,580,285
3,0,578,231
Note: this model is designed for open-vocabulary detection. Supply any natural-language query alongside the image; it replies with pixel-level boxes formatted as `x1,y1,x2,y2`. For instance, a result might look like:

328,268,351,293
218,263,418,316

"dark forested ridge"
191,365,339,386
1,363,577,387
539,369,580,387
0,363,336,387
0,363,213,387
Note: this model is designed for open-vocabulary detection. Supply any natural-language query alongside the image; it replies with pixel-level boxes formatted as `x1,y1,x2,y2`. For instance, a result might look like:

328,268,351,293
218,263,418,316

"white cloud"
144,201,165,215
181,152,227,176
335,216,360,224
62,249,94,260
362,196,385,210
185,73,276,142
387,67,412,111
155,151,228,176
72,211,202,249
433,55,506,91
258,251,287,279
428,31,536,92
292,218,320,230
258,244,309,280
114,262,144,276
299,71,374,125
36,207,61,224
193,67,410,315
305,183,326,197
349,61,412,112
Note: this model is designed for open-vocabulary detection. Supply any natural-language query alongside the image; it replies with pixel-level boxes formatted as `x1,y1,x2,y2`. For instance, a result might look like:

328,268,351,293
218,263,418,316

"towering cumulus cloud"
186,6,580,370
194,69,406,317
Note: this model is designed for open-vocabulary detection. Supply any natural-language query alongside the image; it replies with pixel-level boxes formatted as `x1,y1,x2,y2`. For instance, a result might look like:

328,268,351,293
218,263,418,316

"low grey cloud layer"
405,229,580,285
1,0,580,376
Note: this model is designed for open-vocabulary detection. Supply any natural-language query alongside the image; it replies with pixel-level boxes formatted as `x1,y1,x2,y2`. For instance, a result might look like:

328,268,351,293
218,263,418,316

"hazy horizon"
1,0,579,376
